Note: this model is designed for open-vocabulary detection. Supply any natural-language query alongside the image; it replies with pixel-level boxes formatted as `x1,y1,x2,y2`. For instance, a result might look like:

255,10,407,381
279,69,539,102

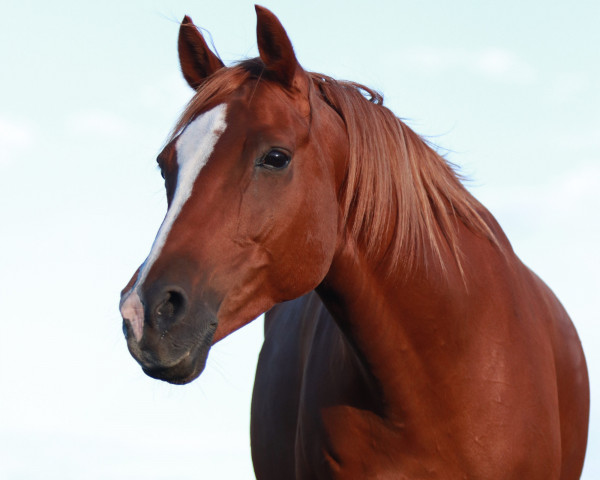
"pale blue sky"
1,1,598,478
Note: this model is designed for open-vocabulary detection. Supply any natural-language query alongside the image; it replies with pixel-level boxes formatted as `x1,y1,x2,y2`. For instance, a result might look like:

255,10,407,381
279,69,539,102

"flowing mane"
171,58,498,277
311,73,498,276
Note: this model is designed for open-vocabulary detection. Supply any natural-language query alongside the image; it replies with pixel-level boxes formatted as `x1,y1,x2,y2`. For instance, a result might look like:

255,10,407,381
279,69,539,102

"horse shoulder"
471,250,588,478
522,266,589,479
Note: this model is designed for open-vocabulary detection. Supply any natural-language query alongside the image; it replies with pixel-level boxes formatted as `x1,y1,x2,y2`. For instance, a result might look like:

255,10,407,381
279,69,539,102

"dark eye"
258,149,291,170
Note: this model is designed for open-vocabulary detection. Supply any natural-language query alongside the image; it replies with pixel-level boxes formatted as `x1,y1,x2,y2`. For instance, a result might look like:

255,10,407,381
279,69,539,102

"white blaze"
120,103,228,341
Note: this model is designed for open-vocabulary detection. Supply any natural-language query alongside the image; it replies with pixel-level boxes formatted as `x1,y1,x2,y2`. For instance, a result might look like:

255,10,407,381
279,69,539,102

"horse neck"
316,218,505,423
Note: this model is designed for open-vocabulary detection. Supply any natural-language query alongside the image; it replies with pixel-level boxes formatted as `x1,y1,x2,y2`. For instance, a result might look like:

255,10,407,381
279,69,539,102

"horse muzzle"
120,283,218,384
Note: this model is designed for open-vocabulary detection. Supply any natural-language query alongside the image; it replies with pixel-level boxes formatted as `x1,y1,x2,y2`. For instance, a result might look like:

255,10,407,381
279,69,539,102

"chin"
142,350,209,385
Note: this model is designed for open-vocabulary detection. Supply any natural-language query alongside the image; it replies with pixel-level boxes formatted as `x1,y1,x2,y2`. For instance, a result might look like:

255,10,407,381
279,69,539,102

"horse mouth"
137,323,217,385
142,354,205,384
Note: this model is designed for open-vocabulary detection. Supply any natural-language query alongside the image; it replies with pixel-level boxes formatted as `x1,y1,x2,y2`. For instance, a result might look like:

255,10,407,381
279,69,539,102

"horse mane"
310,73,499,277
170,59,499,278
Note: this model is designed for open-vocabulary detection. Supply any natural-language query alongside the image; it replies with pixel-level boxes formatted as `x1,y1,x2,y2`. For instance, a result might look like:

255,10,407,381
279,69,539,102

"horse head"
120,6,346,384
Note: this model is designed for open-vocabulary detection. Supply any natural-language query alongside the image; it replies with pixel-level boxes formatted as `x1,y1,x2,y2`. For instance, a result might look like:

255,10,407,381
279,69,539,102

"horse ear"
178,15,225,90
255,5,300,87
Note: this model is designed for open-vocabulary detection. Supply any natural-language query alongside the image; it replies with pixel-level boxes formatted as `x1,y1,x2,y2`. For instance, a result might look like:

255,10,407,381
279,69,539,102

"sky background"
1,0,598,478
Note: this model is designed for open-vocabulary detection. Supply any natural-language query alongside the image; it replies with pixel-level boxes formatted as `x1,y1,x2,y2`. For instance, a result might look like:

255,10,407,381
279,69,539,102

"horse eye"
259,150,291,170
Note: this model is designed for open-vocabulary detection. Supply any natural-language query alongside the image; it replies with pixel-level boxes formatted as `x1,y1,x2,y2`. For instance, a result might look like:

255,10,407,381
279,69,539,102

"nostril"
154,288,187,329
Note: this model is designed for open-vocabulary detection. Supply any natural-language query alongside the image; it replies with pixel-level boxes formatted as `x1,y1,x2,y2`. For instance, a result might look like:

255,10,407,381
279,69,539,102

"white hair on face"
120,103,228,341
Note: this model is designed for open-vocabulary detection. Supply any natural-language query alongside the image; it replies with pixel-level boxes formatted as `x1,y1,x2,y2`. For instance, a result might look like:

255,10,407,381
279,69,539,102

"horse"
119,6,589,479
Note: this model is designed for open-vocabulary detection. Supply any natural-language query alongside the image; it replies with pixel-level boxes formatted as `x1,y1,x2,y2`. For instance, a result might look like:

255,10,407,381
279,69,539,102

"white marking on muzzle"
120,104,228,341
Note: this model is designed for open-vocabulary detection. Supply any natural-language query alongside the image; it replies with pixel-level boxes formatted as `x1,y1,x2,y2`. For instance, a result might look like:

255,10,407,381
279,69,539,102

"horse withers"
120,6,589,479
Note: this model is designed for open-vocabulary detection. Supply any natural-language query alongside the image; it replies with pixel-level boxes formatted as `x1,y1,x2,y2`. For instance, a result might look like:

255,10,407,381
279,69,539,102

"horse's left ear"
178,15,225,89
255,5,301,88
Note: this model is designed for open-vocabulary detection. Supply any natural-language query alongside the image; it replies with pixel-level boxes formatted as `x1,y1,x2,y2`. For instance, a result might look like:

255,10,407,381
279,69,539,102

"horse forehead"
230,80,310,125
176,104,229,168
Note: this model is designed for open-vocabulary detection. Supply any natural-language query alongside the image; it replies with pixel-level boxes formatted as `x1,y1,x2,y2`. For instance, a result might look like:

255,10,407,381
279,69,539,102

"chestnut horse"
120,6,589,479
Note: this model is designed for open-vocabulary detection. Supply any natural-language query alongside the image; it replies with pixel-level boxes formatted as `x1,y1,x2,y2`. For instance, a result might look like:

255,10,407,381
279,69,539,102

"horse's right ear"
178,15,225,89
